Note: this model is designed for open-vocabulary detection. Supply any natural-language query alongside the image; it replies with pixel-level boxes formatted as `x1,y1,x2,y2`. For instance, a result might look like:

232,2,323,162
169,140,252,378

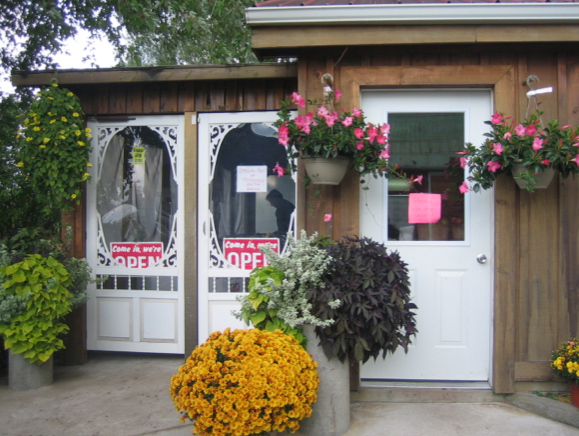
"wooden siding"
295,45,579,393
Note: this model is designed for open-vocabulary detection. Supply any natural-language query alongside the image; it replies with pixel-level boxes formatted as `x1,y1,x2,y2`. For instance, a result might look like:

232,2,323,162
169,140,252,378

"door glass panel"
388,113,465,241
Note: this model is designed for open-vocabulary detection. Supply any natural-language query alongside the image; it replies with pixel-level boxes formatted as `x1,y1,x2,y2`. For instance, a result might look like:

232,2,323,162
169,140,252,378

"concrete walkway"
0,352,578,436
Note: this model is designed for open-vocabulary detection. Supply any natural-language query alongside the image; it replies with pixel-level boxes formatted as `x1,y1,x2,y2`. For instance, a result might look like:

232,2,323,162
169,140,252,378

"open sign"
223,238,280,270
111,242,164,268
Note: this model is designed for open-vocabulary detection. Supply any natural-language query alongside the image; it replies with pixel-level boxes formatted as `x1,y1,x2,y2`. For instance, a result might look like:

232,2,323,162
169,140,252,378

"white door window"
86,116,184,353
360,90,493,381
198,112,296,343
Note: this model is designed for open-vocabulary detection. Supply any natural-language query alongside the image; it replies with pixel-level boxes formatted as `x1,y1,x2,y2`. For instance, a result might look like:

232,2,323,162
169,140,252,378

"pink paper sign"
408,193,442,224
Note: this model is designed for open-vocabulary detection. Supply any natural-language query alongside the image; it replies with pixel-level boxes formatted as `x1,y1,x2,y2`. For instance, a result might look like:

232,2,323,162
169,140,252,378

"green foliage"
235,231,338,345
17,80,92,215
0,254,73,364
236,266,306,346
309,236,418,363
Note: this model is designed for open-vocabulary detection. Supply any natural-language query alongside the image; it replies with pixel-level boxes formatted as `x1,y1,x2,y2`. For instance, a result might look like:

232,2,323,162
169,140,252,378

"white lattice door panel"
86,116,185,353
198,112,296,343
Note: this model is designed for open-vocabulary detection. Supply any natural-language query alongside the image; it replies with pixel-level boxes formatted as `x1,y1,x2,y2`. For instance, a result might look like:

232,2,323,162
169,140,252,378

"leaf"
249,311,266,326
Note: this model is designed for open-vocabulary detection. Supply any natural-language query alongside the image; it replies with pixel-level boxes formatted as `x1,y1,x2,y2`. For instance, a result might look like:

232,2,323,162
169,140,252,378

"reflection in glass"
210,123,296,251
388,113,465,241
97,126,177,250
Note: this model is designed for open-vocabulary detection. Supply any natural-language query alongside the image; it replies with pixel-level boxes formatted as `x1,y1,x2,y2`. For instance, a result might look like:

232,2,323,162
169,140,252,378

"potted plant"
461,111,579,192
170,328,319,436
275,83,403,186
551,338,579,408
0,254,73,390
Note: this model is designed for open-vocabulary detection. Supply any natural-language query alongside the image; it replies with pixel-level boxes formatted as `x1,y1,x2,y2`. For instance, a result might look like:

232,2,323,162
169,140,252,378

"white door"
360,90,493,381
86,116,185,353
198,112,296,343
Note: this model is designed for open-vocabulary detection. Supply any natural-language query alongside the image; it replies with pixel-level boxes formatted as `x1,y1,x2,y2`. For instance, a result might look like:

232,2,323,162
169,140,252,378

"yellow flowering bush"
551,338,579,385
17,79,92,215
170,328,319,436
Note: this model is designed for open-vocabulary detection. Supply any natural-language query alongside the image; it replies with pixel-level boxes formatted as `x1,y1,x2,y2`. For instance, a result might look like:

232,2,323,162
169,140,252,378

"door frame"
339,65,516,392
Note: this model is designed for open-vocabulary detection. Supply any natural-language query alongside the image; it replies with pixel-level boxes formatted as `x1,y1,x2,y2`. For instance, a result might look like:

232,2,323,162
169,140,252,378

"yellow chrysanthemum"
61,116,67,122
170,328,318,436
16,162,24,167
71,194,77,199
77,141,85,146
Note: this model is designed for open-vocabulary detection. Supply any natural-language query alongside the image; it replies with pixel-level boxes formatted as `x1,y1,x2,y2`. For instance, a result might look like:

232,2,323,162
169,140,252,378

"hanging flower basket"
512,160,556,190
302,156,351,185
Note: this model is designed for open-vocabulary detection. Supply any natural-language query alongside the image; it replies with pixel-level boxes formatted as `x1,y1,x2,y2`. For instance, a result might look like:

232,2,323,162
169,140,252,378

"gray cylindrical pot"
299,325,351,436
9,350,53,391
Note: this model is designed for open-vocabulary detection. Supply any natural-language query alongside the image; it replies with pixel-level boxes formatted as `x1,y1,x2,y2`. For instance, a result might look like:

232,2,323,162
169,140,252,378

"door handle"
477,254,487,264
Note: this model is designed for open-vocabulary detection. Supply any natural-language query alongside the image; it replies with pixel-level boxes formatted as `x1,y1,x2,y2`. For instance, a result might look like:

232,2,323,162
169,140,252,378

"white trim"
246,3,579,27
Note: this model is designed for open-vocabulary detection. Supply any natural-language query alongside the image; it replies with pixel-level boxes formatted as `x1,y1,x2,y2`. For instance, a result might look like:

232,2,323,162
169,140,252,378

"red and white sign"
111,242,164,268
223,238,280,270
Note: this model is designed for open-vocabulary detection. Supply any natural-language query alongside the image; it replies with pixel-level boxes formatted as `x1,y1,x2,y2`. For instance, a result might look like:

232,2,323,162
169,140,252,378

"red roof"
255,0,575,5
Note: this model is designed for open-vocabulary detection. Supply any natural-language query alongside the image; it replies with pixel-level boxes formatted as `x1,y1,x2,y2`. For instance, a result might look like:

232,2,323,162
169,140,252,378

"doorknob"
477,254,487,264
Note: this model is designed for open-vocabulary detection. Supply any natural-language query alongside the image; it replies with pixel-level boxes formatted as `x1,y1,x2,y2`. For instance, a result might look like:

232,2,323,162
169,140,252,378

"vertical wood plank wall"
298,44,579,392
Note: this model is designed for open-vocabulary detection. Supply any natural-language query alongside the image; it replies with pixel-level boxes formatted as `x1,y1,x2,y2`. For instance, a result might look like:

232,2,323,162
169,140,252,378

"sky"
2,29,118,94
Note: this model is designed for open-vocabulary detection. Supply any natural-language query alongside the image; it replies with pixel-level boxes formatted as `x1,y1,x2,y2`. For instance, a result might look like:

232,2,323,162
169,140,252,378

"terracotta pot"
570,383,579,408
511,161,555,190
302,156,351,185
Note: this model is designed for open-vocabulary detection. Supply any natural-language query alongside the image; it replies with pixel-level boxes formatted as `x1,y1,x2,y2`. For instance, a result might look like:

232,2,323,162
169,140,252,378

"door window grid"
96,274,178,291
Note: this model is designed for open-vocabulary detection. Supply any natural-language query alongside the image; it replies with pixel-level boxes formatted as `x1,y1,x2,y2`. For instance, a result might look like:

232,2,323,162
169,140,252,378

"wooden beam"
12,64,298,87
252,25,579,51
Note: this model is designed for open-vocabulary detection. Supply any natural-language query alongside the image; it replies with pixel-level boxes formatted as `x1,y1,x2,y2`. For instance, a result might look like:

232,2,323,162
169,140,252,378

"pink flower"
354,128,365,139
352,107,363,118
356,142,365,150
366,125,378,143
334,89,342,101
525,124,537,136
503,132,512,140
459,182,469,194
324,213,332,222
380,147,390,159
492,143,503,155
278,124,289,146
325,112,339,127
563,125,571,130
342,116,354,127
532,137,544,151
272,162,285,177
456,150,468,155
459,157,467,169
487,161,501,173
408,174,423,185
291,92,306,108
515,124,526,136
295,115,312,134
380,124,390,135
376,134,387,145
491,113,503,125
317,106,329,118
541,159,550,165
574,155,579,166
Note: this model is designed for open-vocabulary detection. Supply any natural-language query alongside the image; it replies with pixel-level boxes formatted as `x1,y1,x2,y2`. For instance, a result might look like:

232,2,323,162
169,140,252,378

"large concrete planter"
300,325,351,436
9,350,53,391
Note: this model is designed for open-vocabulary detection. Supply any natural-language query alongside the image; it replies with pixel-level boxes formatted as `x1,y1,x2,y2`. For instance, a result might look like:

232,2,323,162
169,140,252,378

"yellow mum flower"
86,163,92,167
82,173,90,181
50,119,56,124
71,194,77,199
77,141,85,146
26,137,33,142
33,126,41,131
16,162,24,167
61,116,67,122
43,137,50,143
73,112,79,117
85,127,92,133
51,82,58,87
75,130,82,136
40,145,46,149
67,92,74,96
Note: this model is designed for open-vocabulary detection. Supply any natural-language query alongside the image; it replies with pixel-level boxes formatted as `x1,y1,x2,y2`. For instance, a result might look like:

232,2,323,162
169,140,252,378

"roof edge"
246,3,579,27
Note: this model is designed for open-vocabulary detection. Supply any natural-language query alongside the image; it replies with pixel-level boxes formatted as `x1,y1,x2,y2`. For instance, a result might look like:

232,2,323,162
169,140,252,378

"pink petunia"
491,113,503,125
291,92,306,108
525,124,537,136
459,182,469,194
352,107,363,118
366,125,378,143
380,124,390,135
487,161,501,173
376,134,387,145
541,159,550,165
272,162,285,177
324,213,332,222
317,106,329,118
532,137,544,151
380,147,390,159
574,155,579,166
342,116,354,127
356,142,365,150
492,143,503,155
503,132,512,140
408,174,423,185
334,89,342,101
354,128,365,139
515,124,526,136
325,112,339,127
459,157,467,169
295,115,312,134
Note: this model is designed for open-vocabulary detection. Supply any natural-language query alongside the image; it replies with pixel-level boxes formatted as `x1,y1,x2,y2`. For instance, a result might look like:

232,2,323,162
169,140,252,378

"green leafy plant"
235,231,339,345
461,111,579,192
309,236,418,363
275,86,404,181
0,254,73,364
16,79,92,215
551,338,579,385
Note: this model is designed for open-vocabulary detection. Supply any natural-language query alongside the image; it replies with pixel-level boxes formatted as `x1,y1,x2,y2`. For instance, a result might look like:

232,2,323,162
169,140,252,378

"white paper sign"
237,165,267,192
